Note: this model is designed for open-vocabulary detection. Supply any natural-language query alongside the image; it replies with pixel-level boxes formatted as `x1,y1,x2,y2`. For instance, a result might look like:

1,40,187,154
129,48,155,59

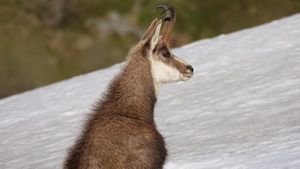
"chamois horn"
153,4,176,43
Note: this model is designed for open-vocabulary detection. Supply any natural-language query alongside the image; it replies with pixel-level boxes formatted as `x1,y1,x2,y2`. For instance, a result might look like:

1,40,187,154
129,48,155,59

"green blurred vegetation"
0,0,300,98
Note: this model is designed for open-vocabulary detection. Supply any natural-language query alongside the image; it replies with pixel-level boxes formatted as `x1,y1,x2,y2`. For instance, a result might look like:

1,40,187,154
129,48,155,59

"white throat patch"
150,59,180,95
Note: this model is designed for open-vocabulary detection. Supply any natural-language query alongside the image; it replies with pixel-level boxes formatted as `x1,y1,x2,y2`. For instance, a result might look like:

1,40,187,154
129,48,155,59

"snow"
1,14,300,169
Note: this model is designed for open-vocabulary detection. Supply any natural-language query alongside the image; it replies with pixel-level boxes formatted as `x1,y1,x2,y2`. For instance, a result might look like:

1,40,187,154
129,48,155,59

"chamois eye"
162,49,170,58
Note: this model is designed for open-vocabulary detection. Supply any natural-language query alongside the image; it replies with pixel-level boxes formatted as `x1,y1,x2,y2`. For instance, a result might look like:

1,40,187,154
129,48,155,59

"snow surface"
1,14,300,169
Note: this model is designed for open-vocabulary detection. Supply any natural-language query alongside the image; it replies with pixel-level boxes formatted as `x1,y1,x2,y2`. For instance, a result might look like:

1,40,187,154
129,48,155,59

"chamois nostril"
186,65,193,72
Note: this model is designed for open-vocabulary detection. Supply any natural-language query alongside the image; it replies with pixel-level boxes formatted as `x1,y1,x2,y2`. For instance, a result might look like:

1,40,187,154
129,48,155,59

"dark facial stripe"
169,56,188,73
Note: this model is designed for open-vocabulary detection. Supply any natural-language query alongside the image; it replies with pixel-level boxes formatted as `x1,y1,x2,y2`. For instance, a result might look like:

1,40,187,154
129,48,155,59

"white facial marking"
150,59,181,84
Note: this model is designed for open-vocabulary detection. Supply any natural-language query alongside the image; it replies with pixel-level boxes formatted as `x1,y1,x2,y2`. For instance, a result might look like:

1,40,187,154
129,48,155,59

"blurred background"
1,0,300,99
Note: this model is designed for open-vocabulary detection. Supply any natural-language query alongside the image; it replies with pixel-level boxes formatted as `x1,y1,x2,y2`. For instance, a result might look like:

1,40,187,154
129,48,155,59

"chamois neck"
98,54,157,122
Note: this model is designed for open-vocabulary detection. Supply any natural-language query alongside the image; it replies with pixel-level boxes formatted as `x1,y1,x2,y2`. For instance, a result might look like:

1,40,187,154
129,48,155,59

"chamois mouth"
180,73,193,81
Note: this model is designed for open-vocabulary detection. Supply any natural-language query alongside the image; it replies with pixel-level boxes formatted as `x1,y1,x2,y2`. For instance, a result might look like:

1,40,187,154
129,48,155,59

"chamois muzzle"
153,4,176,43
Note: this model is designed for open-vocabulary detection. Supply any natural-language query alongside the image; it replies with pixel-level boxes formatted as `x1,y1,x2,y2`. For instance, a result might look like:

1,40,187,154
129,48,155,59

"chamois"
64,5,193,169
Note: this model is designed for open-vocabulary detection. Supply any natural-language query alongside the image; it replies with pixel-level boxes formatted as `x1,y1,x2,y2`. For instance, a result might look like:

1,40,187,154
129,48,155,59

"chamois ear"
150,20,162,50
141,19,162,57
142,18,159,40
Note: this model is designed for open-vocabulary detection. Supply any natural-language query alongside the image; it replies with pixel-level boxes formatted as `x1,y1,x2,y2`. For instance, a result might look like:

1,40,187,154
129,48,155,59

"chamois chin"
64,5,193,169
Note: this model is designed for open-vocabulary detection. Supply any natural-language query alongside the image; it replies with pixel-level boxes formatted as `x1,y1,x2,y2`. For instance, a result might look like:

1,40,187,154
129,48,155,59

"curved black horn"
153,4,169,15
153,4,174,21
153,4,176,43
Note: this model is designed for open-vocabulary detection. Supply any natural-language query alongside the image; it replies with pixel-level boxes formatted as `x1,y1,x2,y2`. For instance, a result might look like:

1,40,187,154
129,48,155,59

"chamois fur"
64,43,166,169
64,5,193,169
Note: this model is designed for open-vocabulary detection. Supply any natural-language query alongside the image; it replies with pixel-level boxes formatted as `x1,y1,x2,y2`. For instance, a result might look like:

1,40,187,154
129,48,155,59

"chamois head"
140,5,193,86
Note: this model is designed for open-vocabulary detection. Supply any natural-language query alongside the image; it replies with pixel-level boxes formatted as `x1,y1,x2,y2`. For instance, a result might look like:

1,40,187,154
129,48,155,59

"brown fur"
64,6,192,169
64,42,167,169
